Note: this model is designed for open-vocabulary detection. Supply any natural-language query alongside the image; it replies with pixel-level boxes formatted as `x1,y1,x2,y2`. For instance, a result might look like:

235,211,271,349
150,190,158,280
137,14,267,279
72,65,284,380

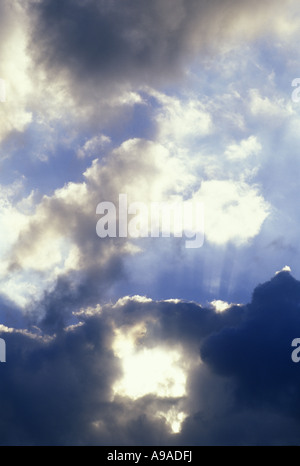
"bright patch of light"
211,299,230,313
196,180,270,245
157,408,188,434
112,325,187,400
113,295,152,308
275,265,292,275
112,324,189,433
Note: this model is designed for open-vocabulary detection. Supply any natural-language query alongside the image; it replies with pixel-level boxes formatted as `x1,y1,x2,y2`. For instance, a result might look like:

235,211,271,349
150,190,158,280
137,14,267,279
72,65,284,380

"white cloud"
225,135,262,160
194,179,270,245
210,300,230,313
0,1,33,143
0,183,30,259
148,89,213,148
0,135,196,308
275,265,292,275
77,134,111,159
85,137,196,202
249,88,294,121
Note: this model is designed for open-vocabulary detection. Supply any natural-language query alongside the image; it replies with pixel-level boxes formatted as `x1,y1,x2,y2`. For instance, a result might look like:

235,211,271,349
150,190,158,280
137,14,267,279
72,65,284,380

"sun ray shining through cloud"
1,0,300,446
112,327,187,400
111,322,189,433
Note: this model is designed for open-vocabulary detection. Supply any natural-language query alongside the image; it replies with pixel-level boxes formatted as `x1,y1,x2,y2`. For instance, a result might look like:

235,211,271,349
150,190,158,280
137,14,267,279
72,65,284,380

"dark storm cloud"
29,0,290,98
0,292,234,445
0,314,119,445
106,297,245,352
194,270,300,445
200,271,300,407
1,271,300,445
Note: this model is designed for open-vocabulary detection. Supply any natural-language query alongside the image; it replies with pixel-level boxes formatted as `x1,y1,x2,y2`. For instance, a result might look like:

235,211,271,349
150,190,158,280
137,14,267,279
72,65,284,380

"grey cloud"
2,272,300,444
29,0,290,102
0,294,218,445
4,136,190,324
0,314,119,445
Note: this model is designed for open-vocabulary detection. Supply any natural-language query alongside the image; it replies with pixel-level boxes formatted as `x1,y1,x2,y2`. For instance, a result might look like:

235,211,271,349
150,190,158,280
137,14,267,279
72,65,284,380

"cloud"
149,90,213,148
0,1,33,143
0,288,244,444
77,134,111,159
197,270,300,444
28,0,295,105
0,314,119,445
248,88,294,124
1,271,300,444
195,179,270,245
2,0,300,446
225,135,262,161
0,122,271,312
0,135,196,312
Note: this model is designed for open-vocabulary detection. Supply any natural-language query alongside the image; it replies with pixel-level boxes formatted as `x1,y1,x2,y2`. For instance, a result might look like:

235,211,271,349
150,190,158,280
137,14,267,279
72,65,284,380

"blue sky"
1,0,300,445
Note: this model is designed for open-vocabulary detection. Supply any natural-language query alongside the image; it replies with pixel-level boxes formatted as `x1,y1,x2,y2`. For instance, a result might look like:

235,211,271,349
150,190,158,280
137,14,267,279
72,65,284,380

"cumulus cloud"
1,127,270,313
77,134,111,159
0,1,33,143
0,271,300,445
197,270,300,444
225,135,262,161
1,0,300,447
194,179,270,245
0,135,197,312
27,0,296,105
248,88,294,124
149,89,213,148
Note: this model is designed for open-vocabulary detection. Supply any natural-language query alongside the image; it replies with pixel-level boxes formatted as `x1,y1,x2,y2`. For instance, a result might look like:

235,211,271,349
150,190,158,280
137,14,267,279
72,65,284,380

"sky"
1,0,300,446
